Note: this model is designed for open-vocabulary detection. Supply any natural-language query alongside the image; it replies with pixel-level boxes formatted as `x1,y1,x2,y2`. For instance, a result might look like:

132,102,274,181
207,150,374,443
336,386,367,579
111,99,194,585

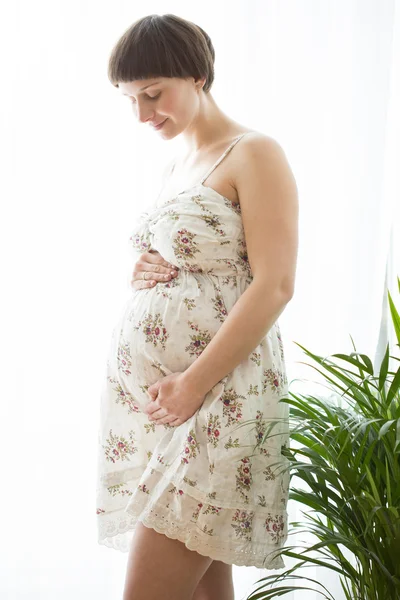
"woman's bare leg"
122,521,213,600
191,560,235,600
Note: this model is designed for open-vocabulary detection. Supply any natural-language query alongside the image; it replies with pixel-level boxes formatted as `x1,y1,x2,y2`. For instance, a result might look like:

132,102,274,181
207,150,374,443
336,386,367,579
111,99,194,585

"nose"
135,103,155,124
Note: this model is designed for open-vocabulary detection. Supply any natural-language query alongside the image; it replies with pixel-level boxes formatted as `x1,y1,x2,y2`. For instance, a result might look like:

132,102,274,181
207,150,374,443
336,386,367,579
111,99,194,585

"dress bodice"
129,133,253,281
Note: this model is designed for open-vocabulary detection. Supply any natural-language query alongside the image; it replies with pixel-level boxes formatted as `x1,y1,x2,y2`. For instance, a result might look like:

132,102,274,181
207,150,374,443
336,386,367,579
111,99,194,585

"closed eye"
130,93,161,103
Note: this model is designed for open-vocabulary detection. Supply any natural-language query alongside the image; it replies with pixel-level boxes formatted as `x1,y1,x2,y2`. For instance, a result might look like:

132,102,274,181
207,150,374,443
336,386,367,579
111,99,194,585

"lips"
153,119,167,129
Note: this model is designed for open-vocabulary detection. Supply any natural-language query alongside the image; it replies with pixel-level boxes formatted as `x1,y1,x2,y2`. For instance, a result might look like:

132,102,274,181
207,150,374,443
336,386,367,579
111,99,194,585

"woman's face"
118,76,205,137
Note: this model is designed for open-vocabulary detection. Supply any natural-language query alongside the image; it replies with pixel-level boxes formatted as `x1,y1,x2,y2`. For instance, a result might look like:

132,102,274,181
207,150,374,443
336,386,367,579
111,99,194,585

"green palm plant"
244,276,400,600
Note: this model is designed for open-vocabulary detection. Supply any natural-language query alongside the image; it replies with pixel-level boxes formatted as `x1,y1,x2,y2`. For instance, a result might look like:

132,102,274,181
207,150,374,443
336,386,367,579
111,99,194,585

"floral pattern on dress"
132,313,169,350
96,133,290,569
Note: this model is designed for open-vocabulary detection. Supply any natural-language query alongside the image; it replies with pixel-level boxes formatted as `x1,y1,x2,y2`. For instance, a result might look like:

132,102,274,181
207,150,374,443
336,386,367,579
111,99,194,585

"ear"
194,76,206,92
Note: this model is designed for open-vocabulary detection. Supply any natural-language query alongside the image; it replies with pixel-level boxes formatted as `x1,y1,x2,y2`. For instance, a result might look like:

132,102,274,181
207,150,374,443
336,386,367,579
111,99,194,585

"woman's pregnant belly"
114,270,248,410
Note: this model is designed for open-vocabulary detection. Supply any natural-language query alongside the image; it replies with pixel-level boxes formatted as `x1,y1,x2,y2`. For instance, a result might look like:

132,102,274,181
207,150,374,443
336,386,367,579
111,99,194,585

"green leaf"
244,276,400,600
378,343,390,392
378,419,396,439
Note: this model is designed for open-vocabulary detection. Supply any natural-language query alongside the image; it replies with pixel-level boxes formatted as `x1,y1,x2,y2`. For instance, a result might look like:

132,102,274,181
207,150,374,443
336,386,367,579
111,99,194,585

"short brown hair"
108,14,215,93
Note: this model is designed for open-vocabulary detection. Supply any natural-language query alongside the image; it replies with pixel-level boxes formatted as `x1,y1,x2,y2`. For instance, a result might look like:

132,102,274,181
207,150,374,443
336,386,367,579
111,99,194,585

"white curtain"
1,1,398,599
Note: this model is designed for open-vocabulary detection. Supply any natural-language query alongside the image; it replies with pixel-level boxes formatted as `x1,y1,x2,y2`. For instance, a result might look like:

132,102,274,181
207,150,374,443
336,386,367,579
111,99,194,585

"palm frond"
244,276,400,600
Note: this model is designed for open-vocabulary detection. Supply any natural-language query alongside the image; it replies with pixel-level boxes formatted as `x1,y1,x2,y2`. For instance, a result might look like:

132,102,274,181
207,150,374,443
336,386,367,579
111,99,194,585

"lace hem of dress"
98,507,286,570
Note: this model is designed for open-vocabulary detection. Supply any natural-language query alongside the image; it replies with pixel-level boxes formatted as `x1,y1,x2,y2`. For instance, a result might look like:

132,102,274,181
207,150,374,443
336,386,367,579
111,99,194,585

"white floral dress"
96,133,290,569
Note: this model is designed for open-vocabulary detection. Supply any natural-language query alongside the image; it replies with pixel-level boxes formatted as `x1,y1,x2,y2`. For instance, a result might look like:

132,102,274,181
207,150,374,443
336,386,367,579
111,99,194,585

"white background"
1,1,399,599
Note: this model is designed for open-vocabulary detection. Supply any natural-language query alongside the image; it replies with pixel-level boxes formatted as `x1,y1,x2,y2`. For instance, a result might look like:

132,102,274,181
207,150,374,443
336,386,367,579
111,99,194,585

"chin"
162,124,180,139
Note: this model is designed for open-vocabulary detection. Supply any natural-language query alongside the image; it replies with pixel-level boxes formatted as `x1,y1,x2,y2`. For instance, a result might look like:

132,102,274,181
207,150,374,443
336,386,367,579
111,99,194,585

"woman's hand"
145,372,206,427
130,250,179,291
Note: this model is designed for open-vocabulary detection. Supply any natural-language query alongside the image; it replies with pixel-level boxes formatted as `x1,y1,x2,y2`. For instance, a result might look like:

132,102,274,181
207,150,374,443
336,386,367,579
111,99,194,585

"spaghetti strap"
160,131,252,202
199,132,251,185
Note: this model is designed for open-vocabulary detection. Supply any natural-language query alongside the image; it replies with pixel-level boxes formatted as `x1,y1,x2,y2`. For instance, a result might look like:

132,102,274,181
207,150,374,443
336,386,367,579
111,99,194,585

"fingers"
148,407,168,420
147,406,177,426
146,402,181,426
131,251,179,291
150,414,182,426
131,278,155,291
145,251,179,274
130,267,179,290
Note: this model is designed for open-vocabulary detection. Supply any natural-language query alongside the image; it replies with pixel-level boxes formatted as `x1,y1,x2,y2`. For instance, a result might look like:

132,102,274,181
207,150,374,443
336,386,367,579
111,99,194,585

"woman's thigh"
192,560,235,600
122,521,213,600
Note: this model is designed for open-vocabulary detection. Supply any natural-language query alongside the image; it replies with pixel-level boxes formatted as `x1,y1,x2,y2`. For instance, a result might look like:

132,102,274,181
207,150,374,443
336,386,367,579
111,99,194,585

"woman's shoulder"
238,130,286,155
232,130,296,200
230,130,288,178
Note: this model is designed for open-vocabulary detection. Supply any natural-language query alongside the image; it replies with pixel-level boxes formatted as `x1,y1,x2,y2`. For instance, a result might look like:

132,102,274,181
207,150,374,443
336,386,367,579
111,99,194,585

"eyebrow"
121,81,161,96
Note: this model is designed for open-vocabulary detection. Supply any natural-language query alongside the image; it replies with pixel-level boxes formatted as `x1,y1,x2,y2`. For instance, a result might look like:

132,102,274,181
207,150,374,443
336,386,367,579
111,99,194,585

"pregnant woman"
96,13,299,600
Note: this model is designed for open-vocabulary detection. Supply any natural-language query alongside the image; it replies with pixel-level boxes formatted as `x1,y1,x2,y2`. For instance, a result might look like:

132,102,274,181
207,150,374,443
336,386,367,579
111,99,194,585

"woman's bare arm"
181,136,299,396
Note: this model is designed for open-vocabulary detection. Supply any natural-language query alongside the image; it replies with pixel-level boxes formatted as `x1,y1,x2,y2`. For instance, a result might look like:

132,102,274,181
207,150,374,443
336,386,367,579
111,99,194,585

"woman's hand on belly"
130,250,179,291
144,372,206,427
